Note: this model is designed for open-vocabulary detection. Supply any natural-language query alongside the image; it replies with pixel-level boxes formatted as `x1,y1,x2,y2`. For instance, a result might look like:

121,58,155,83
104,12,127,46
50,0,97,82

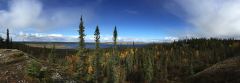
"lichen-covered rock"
52,72,62,79
0,49,27,65
51,72,64,83
0,49,76,83
0,49,30,82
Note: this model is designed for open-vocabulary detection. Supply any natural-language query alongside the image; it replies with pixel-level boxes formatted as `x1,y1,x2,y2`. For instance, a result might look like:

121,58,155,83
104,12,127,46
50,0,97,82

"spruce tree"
79,16,86,53
94,25,100,49
113,26,118,48
6,29,10,48
0,36,3,43
113,26,119,63
107,26,119,83
77,16,88,82
0,35,4,48
94,25,101,82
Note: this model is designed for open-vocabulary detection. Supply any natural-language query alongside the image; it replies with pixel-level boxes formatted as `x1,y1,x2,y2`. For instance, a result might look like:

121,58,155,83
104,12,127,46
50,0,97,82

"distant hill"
15,41,148,49
102,42,147,45
15,41,148,45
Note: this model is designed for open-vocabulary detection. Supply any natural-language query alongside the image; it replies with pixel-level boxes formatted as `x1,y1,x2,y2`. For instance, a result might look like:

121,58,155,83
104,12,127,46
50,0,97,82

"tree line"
0,28,13,48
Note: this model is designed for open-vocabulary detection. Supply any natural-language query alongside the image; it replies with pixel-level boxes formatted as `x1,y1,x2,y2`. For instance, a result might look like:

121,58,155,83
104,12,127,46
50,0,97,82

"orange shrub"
65,55,80,74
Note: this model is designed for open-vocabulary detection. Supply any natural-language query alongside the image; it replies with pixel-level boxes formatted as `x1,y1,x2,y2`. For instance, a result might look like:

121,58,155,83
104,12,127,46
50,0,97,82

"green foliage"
77,54,89,81
26,60,42,78
143,50,154,82
78,16,86,53
0,35,4,48
5,29,11,48
6,29,10,44
48,44,56,63
26,60,48,82
76,16,90,82
0,36,3,43
94,25,102,83
125,52,134,74
113,26,118,48
94,25,100,49
107,57,117,83
105,27,120,83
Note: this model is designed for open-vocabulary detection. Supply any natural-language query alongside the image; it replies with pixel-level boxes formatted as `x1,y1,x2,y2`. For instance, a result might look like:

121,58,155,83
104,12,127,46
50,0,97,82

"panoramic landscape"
1,0,240,83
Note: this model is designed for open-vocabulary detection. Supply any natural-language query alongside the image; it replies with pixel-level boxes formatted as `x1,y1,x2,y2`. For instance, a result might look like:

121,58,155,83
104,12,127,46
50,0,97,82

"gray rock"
51,72,63,80
65,80,77,83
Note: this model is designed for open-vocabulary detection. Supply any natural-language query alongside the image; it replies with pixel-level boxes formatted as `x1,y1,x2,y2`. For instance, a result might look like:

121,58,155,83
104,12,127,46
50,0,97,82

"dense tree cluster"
76,16,120,82
70,16,240,82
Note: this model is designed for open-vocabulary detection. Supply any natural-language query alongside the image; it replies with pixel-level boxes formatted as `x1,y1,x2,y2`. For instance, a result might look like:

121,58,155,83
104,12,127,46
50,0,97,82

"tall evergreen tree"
79,16,86,53
94,25,100,49
77,16,88,82
0,35,4,48
106,26,119,83
6,29,10,48
94,25,101,82
113,26,118,48
0,35,3,43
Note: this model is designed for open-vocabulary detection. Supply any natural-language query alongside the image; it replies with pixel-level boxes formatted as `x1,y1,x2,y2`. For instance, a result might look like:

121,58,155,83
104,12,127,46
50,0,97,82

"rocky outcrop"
0,49,76,83
188,56,240,83
0,49,30,82
0,49,28,65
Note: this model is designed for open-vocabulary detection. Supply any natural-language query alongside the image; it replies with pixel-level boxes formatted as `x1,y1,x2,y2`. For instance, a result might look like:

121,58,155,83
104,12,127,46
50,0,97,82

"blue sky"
0,0,240,42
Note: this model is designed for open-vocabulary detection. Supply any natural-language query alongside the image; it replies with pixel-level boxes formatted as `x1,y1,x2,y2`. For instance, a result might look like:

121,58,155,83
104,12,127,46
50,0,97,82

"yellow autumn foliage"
88,65,94,74
65,55,80,74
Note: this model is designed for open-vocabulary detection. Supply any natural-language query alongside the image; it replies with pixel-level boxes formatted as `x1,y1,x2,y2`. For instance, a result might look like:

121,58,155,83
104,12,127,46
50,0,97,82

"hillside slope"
0,49,31,82
189,56,240,83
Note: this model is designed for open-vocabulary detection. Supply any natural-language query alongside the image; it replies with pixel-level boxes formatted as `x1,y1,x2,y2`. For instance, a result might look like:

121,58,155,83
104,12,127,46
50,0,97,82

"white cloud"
164,36,178,42
166,0,240,37
14,32,165,42
16,32,71,42
0,0,42,29
0,0,94,31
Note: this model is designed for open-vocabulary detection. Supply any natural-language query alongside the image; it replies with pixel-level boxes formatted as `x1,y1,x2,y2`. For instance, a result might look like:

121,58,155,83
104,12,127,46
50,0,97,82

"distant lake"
63,43,147,49
19,42,148,49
